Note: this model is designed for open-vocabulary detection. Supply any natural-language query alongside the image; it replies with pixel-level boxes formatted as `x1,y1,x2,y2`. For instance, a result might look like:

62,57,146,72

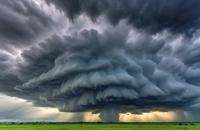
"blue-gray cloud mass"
0,0,200,122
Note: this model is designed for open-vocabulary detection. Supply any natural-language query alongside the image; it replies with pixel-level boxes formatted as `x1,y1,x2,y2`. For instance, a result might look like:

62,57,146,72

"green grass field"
0,123,200,130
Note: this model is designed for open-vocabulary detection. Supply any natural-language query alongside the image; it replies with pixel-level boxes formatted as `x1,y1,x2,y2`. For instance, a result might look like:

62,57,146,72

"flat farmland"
0,123,199,130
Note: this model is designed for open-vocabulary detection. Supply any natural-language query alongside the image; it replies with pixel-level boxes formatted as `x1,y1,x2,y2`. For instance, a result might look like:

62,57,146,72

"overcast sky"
1,0,200,122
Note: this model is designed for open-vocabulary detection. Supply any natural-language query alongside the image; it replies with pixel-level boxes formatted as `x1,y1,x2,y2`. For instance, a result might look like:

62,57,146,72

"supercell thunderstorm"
1,0,200,122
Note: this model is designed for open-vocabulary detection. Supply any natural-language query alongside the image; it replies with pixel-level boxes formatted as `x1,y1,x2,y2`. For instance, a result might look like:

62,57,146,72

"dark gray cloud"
0,51,21,95
10,26,200,122
46,0,200,35
0,0,57,50
0,0,60,96
1,0,200,122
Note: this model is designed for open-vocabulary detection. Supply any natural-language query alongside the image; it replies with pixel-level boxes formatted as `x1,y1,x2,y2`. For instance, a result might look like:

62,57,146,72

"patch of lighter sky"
0,94,78,122
83,111,191,122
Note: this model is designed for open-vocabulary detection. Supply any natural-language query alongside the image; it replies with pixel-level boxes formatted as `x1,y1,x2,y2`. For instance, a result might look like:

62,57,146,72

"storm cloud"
47,0,200,35
0,0,64,52
1,0,200,122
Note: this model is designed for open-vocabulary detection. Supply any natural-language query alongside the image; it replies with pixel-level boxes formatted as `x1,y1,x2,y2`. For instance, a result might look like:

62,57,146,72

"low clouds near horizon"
1,0,200,122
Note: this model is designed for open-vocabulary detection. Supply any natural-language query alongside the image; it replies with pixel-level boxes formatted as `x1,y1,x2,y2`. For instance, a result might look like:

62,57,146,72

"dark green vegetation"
0,123,200,130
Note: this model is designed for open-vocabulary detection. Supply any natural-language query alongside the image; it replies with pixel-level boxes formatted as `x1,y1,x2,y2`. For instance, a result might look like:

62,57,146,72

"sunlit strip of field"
0,123,200,130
